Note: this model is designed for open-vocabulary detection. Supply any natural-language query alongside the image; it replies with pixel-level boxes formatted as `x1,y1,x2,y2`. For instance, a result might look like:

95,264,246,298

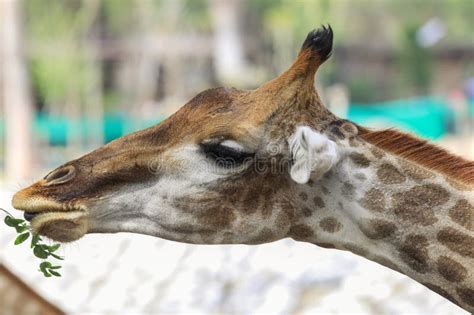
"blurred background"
0,0,473,314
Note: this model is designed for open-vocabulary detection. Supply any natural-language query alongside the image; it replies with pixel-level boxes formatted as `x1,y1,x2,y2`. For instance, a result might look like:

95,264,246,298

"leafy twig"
1,208,63,277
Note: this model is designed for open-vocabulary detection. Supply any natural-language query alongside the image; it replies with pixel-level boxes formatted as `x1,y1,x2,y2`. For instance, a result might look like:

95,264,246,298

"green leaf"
31,234,41,248
48,244,61,252
4,216,14,226
38,267,51,277
39,261,52,273
40,261,52,269
33,246,49,259
15,225,28,233
50,253,64,260
49,270,61,277
4,216,23,227
38,244,50,251
14,232,30,245
49,265,62,270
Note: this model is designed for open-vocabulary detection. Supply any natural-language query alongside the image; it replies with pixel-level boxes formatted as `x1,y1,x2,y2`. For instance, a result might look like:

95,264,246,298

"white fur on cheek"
89,144,227,239
289,126,339,184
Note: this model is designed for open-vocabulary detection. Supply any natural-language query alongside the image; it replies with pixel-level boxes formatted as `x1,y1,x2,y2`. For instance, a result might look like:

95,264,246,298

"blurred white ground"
0,187,469,315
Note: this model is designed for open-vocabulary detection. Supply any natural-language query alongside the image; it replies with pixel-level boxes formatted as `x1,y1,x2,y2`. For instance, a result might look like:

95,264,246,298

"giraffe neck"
290,142,474,311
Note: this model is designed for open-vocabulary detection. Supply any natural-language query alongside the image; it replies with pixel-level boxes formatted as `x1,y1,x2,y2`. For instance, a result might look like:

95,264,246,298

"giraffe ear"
289,126,339,184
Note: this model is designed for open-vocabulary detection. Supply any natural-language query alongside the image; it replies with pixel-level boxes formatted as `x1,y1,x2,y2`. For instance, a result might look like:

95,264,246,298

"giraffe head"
12,26,341,243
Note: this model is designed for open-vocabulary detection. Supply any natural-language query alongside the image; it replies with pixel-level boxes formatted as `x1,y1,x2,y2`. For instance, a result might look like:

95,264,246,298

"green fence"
349,97,452,140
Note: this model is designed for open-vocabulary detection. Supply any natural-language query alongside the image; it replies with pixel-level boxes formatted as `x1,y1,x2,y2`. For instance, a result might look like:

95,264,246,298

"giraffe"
11,26,474,311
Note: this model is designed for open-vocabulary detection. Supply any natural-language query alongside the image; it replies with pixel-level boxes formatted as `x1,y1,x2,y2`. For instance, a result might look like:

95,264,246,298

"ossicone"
255,24,334,101
300,24,333,65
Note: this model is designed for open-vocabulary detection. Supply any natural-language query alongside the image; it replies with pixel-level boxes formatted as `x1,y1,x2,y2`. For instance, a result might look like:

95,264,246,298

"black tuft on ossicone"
301,25,333,63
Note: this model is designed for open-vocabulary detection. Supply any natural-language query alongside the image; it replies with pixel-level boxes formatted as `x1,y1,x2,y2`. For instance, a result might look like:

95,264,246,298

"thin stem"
0,207,15,218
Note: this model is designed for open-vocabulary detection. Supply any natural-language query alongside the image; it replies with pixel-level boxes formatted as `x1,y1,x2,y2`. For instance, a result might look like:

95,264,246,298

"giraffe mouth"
12,194,90,242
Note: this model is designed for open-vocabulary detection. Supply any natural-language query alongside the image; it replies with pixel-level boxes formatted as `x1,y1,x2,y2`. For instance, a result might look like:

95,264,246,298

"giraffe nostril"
44,165,76,185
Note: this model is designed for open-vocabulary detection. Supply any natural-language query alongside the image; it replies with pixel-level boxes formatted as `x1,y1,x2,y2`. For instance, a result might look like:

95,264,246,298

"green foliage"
24,0,100,109
1,208,64,278
182,0,212,32
39,261,62,278
102,0,138,34
22,0,474,106
397,24,432,95
15,232,30,245
4,216,24,227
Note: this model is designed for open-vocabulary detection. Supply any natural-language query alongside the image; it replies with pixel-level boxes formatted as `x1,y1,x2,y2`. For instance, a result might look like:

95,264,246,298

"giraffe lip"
22,208,87,223
28,210,89,242
12,191,87,221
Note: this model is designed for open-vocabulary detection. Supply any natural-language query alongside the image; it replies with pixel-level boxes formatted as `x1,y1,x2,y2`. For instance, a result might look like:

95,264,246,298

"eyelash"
201,143,254,167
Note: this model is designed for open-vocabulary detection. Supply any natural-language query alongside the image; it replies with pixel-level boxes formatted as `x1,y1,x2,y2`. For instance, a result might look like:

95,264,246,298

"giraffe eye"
201,142,254,167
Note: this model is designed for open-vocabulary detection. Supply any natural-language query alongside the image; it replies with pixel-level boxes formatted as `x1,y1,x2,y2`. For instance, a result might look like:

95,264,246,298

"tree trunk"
0,0,33,180
209,0,247,84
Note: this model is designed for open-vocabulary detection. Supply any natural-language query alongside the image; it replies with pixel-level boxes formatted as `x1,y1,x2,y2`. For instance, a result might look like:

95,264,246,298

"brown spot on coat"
399,234,429,273
437,256,468,282
319,217,343,233
260,187,276,219
349,137,361,147
218,186,241,205
299,192,308,201
288,224,314,240
328,125,345,140
377,163,406,184
247,228,276,244
401,162,434,181
449,199,473,231
456,287,474,307
342,243,368,256
241,188,260,215
302,207,313,217
199,207,236,228
359,219,397,240
274,198,295,231
313,196,325,208
279,197,296,220
370,147,385,159
359,188,385,213
392,184,449,226
349,153,371,168
275,212,290,231
437,227,474,258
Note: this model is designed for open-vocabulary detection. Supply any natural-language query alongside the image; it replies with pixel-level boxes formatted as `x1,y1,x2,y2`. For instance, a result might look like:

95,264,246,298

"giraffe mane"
358,126,474,186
